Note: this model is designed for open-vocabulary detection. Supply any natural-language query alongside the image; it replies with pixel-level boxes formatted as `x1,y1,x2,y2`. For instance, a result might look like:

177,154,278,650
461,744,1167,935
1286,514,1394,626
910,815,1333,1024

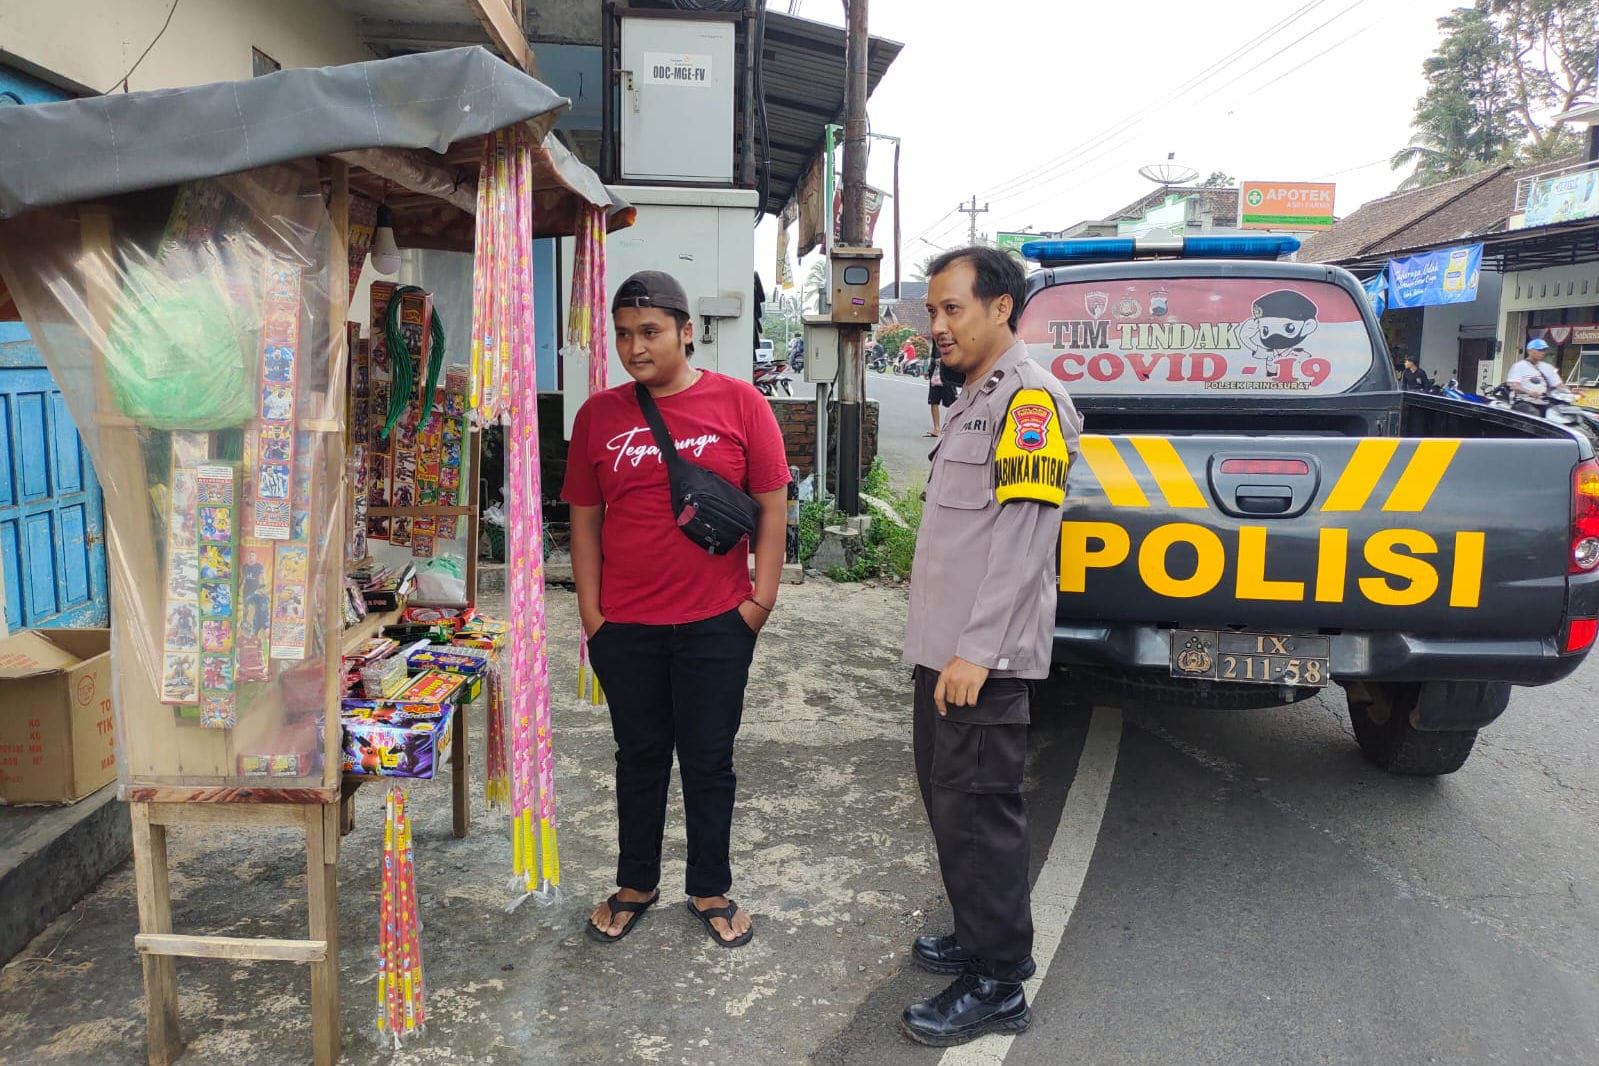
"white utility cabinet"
620,17,735,183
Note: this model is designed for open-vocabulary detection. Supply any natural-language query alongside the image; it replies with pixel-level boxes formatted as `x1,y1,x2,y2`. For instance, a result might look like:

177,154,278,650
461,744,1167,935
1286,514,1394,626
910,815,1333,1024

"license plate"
1170,630,1331,687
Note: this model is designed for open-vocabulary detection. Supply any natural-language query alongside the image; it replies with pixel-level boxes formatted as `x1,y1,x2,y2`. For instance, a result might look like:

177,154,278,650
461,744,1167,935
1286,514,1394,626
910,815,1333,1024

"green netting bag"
104,263,255,430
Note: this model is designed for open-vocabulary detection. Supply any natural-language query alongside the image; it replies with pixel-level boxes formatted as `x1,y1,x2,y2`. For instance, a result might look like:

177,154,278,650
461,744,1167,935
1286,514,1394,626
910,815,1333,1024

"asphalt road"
820,654,1599,1065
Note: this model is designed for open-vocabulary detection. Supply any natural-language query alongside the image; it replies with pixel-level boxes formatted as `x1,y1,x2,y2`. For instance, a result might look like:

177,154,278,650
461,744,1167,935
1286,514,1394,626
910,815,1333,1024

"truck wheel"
1345,683,1478,776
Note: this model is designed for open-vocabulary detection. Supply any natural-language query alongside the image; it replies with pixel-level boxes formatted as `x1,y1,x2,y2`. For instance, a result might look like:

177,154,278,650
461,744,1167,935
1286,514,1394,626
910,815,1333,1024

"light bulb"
370,203,401,276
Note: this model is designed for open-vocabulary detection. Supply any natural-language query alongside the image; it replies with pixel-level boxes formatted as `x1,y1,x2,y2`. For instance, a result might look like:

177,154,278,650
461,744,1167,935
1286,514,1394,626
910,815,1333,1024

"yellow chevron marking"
1129,437,1208,509
1078,435,1149,508
1321,439,1401,512
1382,440,1460,512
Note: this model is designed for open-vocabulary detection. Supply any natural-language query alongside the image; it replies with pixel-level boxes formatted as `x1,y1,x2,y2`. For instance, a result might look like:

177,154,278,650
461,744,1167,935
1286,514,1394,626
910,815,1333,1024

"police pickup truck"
1020,235,1599,776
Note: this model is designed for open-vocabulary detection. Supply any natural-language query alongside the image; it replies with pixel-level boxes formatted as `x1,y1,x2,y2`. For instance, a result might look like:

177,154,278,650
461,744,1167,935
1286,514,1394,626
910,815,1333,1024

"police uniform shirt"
903,338,1083,680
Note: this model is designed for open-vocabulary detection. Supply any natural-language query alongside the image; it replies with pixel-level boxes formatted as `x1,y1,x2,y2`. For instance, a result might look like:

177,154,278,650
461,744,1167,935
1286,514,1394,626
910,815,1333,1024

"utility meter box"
620,18,735,183
802,315,841,385
829,247,882,325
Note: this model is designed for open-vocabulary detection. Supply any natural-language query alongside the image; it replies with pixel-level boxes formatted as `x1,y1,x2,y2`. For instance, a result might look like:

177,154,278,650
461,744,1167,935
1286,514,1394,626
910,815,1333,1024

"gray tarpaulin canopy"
0,44,630,240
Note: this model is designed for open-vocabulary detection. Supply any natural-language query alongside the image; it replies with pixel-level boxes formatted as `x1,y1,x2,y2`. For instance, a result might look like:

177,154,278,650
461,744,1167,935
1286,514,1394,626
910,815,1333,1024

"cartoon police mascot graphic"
1237,289,1319,378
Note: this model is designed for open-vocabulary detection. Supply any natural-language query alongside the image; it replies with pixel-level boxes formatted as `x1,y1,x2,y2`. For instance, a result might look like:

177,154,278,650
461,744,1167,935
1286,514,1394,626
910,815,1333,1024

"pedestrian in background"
925,345,959,436
900,246,1082,1046
563,270,791,949
1401,356,1432,391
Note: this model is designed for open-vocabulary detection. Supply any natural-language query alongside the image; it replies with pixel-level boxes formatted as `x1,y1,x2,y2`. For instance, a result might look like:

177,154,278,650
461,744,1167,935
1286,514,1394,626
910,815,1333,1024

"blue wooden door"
0,354,108,629
0,64,106,629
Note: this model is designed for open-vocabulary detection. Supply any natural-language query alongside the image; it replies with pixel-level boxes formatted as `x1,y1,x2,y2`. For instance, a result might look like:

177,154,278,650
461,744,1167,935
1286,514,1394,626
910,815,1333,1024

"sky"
757,0,1463,299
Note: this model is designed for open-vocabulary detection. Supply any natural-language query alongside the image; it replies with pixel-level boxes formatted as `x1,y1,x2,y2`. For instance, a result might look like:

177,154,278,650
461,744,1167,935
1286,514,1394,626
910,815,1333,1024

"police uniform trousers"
912,665,1034,969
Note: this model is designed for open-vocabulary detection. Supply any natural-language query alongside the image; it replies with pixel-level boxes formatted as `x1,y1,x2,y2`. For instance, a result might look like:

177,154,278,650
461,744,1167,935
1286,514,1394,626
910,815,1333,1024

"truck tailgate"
1058,434,1579,638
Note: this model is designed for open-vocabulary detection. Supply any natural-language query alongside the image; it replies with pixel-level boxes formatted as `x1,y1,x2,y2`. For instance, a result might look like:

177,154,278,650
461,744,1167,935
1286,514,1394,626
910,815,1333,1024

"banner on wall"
1385,243,1483,309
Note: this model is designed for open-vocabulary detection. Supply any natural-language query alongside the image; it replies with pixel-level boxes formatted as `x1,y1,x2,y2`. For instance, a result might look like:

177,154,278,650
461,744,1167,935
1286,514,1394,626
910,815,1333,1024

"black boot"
912,934,1037,978
901,971,1031,1047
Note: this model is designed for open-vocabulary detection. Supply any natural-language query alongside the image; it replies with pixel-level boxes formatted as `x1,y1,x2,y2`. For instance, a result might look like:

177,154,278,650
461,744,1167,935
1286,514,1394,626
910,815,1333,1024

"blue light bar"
1021,235,1301,264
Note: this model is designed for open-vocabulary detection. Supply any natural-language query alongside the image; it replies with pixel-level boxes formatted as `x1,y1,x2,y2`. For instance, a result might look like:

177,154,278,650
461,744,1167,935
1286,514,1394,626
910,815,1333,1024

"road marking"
938,705,1123,1066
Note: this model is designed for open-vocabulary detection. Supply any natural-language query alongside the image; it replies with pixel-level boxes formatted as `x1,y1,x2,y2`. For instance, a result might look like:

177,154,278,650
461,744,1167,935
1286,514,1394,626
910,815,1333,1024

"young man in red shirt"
563,271,791,948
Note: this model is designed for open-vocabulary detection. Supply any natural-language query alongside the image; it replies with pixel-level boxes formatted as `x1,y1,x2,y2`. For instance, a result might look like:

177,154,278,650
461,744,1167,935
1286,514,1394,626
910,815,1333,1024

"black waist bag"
635,382,759,555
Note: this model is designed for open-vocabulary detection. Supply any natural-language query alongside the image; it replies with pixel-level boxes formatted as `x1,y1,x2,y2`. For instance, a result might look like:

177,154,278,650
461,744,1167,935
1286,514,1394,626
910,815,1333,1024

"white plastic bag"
414,555,468,606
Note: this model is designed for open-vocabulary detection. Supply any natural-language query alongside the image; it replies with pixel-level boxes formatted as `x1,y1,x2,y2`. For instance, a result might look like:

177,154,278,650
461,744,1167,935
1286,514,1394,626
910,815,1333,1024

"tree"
1197,171,1235,188
1391,5,1521,189
910,254,941,282
1391,1,1598,190
1492,0,1598,158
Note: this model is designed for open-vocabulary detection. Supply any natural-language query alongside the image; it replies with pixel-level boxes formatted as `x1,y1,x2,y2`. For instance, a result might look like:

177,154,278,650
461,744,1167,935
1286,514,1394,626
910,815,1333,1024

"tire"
1345,682,1478,776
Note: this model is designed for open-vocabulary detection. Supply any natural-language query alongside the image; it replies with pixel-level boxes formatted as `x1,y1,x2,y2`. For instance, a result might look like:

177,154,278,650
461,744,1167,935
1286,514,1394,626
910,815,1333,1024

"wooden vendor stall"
0,48,629,1066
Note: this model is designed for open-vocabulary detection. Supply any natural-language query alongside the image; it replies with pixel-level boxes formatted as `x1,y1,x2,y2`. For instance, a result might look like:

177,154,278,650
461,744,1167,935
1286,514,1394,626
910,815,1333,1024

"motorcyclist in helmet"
1507,338,1563,415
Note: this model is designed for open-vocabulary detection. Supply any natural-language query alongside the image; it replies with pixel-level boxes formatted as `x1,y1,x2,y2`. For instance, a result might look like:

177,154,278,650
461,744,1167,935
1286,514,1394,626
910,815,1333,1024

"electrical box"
802,315,841,384
829,247,882,325
620,18,735,183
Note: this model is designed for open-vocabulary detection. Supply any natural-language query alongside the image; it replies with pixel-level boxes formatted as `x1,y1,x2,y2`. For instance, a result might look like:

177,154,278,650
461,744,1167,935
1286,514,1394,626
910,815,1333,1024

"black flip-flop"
585,892,659,944
686,898,754,949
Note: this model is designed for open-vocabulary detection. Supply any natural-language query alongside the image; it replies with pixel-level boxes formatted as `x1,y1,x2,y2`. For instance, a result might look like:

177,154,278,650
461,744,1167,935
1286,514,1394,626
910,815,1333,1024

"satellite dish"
1138,152,1199,186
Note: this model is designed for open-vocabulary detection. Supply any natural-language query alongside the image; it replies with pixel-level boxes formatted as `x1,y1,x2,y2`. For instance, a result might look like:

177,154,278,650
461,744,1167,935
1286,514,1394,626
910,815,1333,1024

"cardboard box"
341,705,454,780
0,629,115,804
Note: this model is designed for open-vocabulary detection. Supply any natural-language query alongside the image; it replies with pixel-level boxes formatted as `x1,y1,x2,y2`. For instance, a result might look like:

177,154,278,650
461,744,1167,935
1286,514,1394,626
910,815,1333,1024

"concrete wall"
1417,271,1504,382
0,0,369,95
769,396,879,490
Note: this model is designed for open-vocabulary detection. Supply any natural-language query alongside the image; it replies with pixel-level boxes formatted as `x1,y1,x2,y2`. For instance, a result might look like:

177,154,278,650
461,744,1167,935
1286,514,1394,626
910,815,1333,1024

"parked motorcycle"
867,350,890,373
753,358,793,397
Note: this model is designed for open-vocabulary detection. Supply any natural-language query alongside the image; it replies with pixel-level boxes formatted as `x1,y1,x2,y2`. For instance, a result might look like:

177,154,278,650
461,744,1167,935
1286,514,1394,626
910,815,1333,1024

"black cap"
613,270,690,316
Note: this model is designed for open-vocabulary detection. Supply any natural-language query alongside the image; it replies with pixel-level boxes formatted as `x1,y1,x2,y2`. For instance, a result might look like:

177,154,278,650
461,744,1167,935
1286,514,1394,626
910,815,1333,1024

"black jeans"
587,607,759,898
912,665,1034,973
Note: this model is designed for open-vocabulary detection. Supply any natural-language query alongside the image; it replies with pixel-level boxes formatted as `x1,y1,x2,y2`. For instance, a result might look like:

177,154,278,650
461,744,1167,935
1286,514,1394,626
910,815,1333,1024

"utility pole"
958,195,989,244
836,0,869,515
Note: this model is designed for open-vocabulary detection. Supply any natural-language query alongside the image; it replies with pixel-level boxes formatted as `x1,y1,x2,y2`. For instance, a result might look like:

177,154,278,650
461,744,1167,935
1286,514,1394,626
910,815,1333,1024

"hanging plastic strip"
499,124,560,910
569,205,611,710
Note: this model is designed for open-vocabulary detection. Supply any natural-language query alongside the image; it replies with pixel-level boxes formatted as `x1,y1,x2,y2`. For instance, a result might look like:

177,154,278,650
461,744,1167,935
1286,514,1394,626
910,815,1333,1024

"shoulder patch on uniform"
995,387,1069,506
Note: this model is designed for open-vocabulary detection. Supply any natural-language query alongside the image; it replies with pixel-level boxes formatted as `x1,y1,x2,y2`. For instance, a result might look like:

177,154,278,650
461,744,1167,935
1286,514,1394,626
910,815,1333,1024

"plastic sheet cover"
0,162,347,792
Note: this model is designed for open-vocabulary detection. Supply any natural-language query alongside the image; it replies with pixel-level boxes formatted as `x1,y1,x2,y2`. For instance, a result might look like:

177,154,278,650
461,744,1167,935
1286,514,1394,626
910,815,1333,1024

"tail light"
1219,459,1311,476
1571,459,1599,573
1564,617,1598,653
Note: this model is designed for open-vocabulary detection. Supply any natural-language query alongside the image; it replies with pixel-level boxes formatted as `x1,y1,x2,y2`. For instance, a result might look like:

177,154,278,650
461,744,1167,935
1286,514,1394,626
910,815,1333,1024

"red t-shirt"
561,371,792,625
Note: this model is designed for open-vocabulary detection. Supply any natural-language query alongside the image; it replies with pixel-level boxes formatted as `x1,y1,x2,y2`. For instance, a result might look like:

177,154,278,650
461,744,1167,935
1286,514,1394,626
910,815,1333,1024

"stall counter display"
0,166,348,796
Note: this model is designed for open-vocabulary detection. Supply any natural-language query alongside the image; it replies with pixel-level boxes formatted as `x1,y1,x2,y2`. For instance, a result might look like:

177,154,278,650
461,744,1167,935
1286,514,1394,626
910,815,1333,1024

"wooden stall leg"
305,806,341,1066
339,778,360,836
452,704,470,839
130,802,184,1066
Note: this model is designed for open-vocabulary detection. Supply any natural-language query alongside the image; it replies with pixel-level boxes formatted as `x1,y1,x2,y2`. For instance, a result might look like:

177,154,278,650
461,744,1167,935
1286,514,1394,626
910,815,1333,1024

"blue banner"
1385,244,1483,309
1362,272,1388,317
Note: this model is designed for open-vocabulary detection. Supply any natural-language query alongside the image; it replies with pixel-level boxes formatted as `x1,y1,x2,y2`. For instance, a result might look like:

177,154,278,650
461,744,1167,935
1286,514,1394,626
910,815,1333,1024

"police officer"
900,246,1082,1046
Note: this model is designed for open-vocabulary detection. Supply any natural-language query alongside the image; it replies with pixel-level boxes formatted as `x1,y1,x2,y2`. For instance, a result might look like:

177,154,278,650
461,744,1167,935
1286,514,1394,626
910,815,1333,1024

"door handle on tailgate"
1209,453,1321,519
1234,485,1294,515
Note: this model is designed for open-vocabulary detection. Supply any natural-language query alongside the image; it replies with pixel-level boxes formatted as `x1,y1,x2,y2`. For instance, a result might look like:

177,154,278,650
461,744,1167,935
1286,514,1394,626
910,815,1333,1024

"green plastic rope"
381,285,447,440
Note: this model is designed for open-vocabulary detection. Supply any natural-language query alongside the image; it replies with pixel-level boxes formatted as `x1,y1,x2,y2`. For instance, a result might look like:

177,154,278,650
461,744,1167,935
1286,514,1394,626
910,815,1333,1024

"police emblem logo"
1085,291,1109,319
1150,287,1169,316
1116,297,1142,319
1174,635,1212,675
1010,403,1054,453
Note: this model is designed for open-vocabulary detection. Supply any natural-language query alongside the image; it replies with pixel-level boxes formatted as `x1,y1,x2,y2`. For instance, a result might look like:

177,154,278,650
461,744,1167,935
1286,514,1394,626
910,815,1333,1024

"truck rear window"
1017,277,1376,395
